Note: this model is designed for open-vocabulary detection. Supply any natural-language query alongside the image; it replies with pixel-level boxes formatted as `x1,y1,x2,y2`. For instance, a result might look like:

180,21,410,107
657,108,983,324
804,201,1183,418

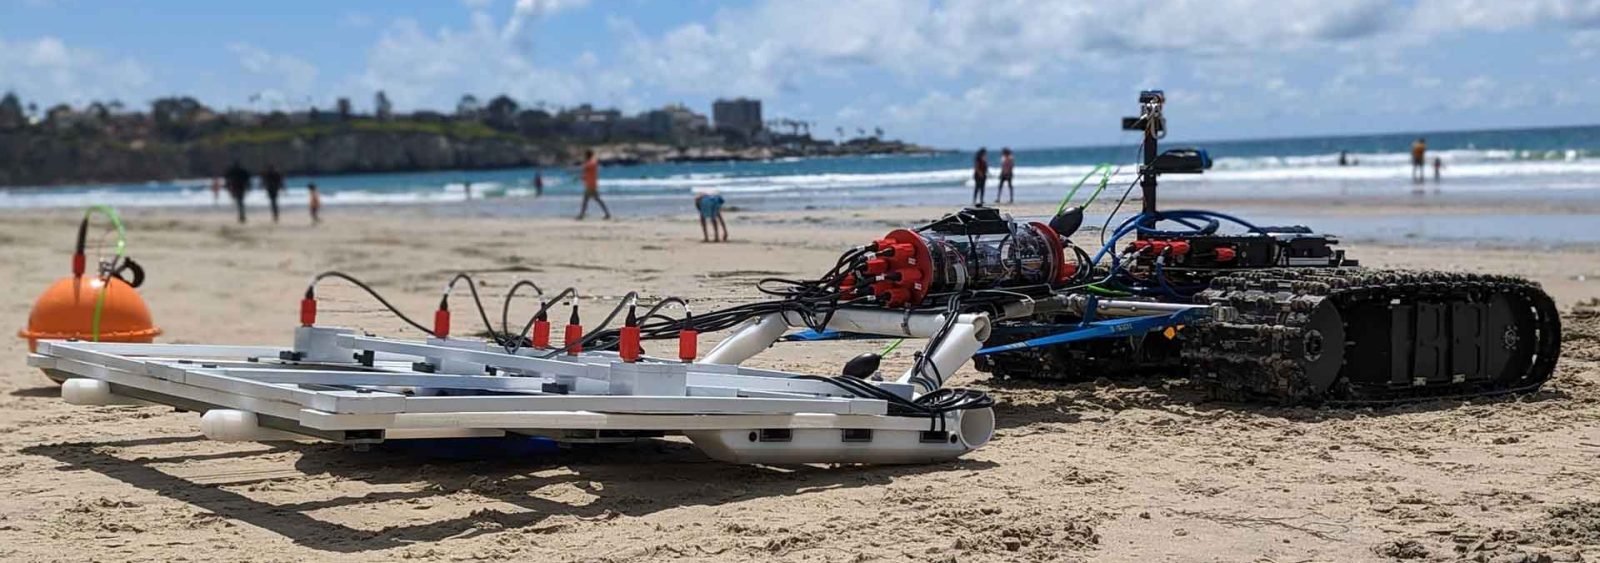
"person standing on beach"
1433,156,1443,184
972,148,989,206
533,167,544,197
1410,138,1427,184
996,147,1016,204
695,190,728,242
308,183,322,225
209,177,222,206
223,161,251,224
577,149,611,220
262,164,285,223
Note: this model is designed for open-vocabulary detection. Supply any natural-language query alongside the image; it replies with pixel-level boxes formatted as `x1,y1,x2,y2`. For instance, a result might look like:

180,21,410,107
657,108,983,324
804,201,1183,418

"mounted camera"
1121,89,1166,135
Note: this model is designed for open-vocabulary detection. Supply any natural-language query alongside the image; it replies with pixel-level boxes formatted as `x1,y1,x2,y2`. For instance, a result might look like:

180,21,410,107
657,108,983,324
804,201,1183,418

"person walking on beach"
695,190,728,242
262,164,285,223
577,149,611,220
972,148,989,206
308,183,322,225
533,167,544,197
223,161,251,224
996,147,1016,204
1410,138,1427,184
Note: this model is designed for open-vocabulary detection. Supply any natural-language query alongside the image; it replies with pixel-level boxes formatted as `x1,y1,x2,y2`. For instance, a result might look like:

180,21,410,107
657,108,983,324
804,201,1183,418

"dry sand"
1,200,1598,562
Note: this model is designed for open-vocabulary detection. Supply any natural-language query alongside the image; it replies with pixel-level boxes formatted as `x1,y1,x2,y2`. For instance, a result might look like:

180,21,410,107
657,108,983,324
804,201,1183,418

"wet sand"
0,200,1598,562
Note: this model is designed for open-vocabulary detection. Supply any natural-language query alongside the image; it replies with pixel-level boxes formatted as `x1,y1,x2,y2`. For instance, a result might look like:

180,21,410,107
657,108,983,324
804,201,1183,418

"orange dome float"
18,206,159,383
20,274,160,353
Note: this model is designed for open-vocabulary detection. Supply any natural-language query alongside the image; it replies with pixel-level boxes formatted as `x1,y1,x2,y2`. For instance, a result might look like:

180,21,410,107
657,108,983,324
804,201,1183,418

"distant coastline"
0,92,931,187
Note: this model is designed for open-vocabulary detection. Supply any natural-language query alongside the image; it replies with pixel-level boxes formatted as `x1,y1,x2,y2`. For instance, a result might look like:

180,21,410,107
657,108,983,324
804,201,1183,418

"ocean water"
4,125,1600,234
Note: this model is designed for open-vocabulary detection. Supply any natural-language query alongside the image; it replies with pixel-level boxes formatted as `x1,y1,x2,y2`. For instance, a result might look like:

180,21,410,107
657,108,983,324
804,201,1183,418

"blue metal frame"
975,307,1201,356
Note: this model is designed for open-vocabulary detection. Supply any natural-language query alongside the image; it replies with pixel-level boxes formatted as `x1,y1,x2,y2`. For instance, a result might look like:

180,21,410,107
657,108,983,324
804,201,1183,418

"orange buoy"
19,274,161,353
19,206,160,383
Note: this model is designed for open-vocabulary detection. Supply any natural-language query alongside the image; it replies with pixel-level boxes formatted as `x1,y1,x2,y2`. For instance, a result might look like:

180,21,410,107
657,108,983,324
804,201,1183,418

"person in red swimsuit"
577,149,611,220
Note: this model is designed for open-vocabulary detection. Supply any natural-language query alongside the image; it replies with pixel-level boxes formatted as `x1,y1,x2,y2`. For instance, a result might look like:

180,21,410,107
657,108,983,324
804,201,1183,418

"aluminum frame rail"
30,327,994,465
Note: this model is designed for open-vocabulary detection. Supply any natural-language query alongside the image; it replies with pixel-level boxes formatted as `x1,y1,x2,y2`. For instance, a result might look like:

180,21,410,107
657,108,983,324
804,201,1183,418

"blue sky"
2,0,1598,147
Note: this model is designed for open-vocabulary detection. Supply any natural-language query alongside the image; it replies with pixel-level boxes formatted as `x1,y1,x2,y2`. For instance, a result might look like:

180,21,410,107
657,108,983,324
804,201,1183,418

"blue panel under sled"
380,436,561,460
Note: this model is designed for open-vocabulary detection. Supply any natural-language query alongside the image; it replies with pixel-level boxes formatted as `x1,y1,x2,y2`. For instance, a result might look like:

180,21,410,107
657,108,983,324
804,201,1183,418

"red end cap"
564,323,584,355
1169,241,1191,257
300,297,317,327
881,229,933,306
679,329,698,362
1215,246,1237,262
864,258,889,275
1028,222,1071,284
71,253,86,278
433,308,451,339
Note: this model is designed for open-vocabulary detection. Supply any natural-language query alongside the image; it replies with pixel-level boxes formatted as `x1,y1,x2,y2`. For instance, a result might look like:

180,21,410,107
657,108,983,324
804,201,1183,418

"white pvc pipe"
701,313,789,365
199,409,305,442
783,309,990,339
897,318,986,394
61,378,151,406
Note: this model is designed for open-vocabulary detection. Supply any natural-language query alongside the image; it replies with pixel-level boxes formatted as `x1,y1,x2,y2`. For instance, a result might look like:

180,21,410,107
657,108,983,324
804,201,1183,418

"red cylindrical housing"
71,253,86,278
564,323,584,354
433,308,450,339
300,297,317,327
532,319,551,348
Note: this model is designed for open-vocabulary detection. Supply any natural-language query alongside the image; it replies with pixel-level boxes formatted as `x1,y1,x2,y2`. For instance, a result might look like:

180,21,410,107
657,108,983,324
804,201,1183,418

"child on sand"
695,190,728,242
308,183,322,225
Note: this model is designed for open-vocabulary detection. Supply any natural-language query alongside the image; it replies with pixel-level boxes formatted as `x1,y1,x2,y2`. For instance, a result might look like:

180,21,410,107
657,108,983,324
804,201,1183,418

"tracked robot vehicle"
842,91,1562,404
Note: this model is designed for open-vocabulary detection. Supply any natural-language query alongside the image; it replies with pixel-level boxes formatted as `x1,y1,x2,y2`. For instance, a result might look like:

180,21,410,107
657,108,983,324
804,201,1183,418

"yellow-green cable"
1056,163,1113,215
85,205,128,342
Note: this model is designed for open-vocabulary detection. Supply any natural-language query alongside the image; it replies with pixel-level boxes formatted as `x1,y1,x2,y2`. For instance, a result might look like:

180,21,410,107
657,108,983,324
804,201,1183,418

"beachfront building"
713,98,763,140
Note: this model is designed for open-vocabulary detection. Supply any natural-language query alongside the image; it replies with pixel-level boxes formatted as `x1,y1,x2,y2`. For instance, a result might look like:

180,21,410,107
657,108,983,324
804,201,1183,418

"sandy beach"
2,198,1599,562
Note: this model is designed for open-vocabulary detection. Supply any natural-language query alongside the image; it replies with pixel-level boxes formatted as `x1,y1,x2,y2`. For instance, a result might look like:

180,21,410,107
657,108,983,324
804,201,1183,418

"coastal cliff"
0,127,931,187
0,127,552,186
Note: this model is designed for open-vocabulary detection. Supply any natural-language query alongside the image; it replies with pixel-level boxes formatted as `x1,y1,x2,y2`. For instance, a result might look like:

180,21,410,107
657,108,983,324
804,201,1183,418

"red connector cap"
433,308,451,339
564,323,584,355
1214,246,1237,263
619,305,640,362
679,311,698,362
72,253,86,278
620,326,641,362
300,297,317,327
864,258,889,275
532,319,551,348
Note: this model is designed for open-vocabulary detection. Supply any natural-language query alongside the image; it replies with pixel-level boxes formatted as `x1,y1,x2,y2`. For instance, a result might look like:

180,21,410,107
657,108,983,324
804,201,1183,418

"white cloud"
228,43,319,97
503,0,590,40
617,0,1402,100
1417,0,1600,32
0,34,152,105
354,8,610,111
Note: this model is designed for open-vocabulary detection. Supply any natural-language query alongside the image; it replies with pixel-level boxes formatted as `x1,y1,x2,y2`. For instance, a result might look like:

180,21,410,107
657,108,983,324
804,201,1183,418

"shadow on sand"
984,374,1572,430
23,435,994,553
